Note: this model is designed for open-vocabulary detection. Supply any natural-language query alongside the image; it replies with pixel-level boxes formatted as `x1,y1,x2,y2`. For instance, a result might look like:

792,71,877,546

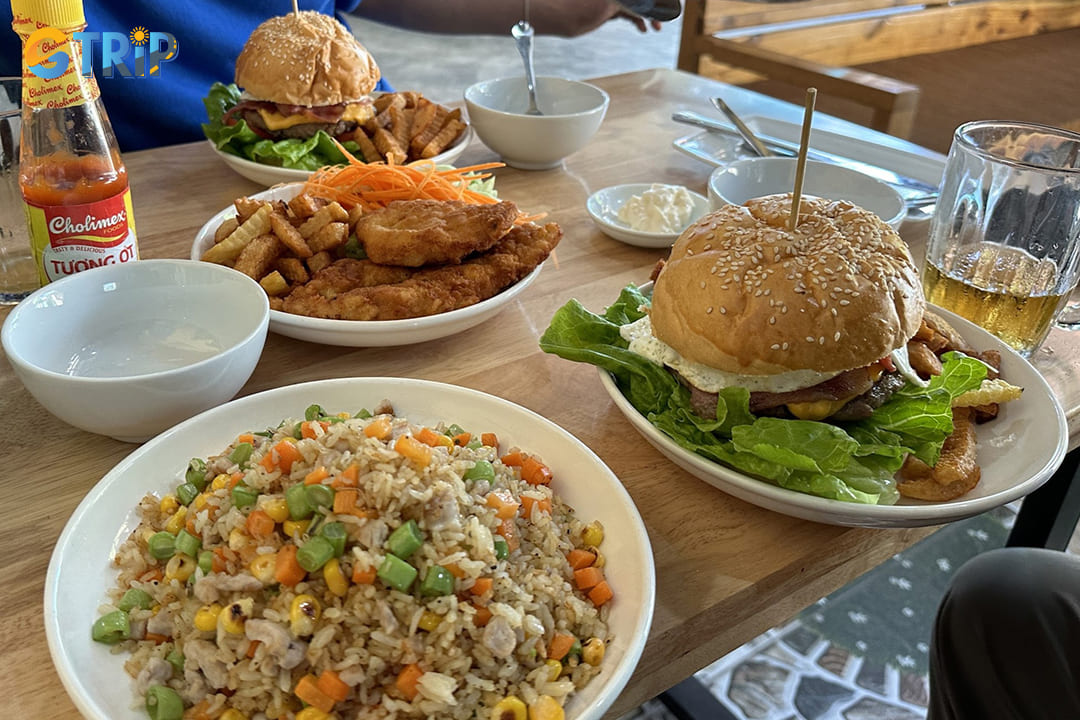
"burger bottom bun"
650,194,925,375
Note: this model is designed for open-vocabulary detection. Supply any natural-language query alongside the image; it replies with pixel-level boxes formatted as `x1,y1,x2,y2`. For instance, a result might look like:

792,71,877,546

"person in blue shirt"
1,1,658,151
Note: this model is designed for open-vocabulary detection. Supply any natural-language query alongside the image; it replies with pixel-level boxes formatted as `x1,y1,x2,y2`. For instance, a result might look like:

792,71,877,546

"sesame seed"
834,331,841,341
771,344,780,350
769,317,775,324
782,342,789,350
700,281,706,289
806,336,815,343
839,299,850,306
719,307,727,314
706,307,713,314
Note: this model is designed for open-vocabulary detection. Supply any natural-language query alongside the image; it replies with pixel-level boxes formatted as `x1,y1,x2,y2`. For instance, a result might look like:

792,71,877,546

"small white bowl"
464,77,609,170
209,126,475,187
1,260,269,442
708,157,907,230
586,183,711,248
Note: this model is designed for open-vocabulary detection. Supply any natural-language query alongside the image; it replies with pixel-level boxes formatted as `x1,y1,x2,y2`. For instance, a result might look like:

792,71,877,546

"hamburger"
540,192,1008,505
630,193,929,422
223,11,379,141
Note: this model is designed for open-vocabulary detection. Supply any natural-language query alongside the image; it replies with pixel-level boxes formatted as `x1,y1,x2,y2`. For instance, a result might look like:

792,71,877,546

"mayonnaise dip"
617,184,696,233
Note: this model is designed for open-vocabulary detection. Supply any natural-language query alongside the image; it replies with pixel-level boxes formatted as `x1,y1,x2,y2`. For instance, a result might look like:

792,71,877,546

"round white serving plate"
192,183,544,346
209,125,474,187
599,299,1066,528
45,377,656,720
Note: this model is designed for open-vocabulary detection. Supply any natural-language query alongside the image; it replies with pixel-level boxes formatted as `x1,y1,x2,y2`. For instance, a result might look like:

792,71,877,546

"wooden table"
4,68,1080,718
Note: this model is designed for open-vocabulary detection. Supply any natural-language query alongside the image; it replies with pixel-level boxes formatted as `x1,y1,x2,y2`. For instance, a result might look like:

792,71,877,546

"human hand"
613,9,663,32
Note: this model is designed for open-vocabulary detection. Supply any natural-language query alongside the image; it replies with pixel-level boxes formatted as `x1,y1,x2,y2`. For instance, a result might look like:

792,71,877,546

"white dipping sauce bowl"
708,157,908,231
464,76,609,170
1,259,269,443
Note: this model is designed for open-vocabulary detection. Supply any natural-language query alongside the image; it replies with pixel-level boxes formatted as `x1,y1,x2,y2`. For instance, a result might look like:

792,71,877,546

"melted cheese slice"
255,101,373,131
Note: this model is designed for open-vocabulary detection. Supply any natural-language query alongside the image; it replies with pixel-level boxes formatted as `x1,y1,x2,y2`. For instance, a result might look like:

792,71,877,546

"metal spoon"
711,97,773,158
511,20,542,116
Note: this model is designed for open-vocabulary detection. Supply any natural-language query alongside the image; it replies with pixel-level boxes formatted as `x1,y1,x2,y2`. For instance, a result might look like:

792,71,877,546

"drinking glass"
922,120,1080,357
0,77,37,304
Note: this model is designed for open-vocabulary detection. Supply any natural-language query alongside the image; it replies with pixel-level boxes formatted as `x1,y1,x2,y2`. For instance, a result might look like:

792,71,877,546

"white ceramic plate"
673,115,946,206
585,184,711,248
209,126,474,187
598,297,1067,528
191,184,544,346
45,377,656,720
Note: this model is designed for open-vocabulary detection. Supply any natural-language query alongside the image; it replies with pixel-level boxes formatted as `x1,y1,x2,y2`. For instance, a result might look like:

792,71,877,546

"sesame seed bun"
235,11,380,106
650,193,924,376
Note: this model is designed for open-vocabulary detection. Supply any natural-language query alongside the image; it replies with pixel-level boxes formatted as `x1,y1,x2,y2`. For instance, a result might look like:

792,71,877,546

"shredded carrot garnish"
301,146,544,223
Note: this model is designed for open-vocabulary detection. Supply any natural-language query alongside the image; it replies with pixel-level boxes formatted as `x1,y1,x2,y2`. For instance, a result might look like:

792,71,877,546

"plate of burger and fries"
191,160,562,347
202,11,473,187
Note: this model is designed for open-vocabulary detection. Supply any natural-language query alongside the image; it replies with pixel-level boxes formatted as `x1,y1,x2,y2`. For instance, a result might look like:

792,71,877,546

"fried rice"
94,402,612,719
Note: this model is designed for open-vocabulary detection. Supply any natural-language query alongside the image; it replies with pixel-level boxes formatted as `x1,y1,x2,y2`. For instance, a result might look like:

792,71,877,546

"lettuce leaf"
200,82,364,171
539,285,989,506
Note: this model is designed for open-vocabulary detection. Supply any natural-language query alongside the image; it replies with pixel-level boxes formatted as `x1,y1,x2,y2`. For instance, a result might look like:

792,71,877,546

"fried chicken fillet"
282,222,561,320
355,199,519,267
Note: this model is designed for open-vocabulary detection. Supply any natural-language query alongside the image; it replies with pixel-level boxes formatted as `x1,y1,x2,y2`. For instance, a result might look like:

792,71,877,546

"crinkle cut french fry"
354,132,382,164
373,127,407,165
298,202,349,240
259,270,290,296
307,221,349,254
201,205,273,264
233,233,283,280
269,211,313,259
234,196,266,223
410,105,448,155
276,257,310,285
306,250,333,274
214,216,239,244
422,119,466,159
953,378,1023,408
288,193,325,221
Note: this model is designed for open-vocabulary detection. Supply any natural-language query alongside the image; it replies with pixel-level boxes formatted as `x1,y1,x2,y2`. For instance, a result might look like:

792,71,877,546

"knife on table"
672,110,940,205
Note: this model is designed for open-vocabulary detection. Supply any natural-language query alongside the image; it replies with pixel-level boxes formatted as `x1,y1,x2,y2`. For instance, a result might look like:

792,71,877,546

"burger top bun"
650,193,924,376
235,11,380,107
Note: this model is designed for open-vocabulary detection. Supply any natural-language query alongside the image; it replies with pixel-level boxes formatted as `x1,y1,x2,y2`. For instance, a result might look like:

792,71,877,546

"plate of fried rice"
45,378,655,720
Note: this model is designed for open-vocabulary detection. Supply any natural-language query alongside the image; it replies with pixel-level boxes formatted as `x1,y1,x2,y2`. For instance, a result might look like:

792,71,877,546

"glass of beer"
922,120,1080,357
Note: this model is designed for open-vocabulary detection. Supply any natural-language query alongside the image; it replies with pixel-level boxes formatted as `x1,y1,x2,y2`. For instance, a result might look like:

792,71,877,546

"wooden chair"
677,0,1080,141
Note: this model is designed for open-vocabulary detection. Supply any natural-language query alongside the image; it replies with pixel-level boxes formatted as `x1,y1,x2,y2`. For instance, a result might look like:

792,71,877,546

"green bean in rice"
94,403,612,720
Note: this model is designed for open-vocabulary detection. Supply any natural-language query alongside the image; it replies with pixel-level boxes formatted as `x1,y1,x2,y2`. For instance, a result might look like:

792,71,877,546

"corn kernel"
282,435,298,444
418,610,442,632
164,506,188,535
261,497,289,523
249,553,277,584
544,659,562,682
296,708,331,720
289,594,321,636
219,709,248,720
581,521,604,548
218,598,253,634
282,519,311,540
159,495,180,515
587,546,605,570
491,696,527,720
323,558,348,597
228,528,250,551
193,493,210,512
528,695,564,720
211,473,231,491
194,603,222,632
165,553,196,583
582,638,605,667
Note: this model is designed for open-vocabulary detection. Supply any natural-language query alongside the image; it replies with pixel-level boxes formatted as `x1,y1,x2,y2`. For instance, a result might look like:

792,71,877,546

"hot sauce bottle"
11,0,138,285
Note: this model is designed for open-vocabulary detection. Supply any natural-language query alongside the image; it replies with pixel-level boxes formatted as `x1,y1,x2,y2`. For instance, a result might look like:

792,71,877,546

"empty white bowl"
464,76,609,170
1,260,269,442
708,157,907,230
